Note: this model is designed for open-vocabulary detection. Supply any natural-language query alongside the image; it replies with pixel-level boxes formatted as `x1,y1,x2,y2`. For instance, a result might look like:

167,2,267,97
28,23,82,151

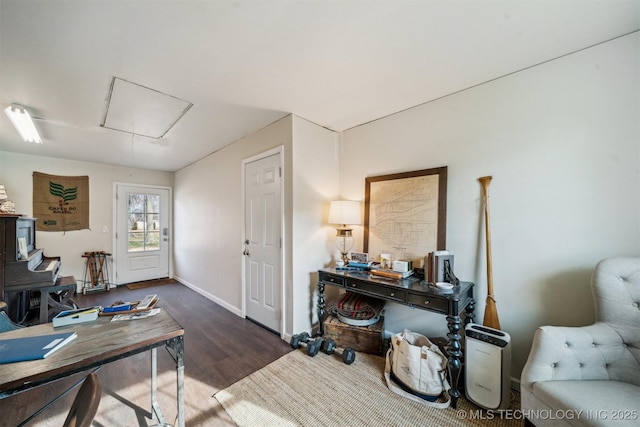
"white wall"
0,151,173,285
172,114,340,337
339,33,640,378
291,116,340,334
173,116,293,318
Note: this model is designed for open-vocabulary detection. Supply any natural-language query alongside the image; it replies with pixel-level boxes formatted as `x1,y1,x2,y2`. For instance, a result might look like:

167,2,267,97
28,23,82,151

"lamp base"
339,252,350,265
335,227,354,265
336,228,353,237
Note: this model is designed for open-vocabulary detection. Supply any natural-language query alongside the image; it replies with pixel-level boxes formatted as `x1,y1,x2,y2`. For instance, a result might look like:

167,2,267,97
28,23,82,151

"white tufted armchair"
520,257,640,427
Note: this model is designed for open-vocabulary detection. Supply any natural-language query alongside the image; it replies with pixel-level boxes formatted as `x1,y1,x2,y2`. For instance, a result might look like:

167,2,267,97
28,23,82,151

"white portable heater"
465,324,511,410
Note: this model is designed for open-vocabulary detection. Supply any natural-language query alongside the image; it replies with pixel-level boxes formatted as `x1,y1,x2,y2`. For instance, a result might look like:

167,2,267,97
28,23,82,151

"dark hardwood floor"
1,281,293,426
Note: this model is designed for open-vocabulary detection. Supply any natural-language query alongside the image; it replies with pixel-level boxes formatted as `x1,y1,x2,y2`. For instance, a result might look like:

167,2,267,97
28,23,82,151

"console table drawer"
320,274,345,287
407,293,448,313
346,281,405,302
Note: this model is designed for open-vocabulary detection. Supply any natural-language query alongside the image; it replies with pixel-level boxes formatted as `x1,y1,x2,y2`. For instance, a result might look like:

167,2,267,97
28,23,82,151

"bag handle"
384,348,451,409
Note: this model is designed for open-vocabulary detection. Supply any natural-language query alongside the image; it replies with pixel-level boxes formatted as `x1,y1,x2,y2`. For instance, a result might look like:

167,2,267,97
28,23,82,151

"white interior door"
115,184,170,285
244,152,282,333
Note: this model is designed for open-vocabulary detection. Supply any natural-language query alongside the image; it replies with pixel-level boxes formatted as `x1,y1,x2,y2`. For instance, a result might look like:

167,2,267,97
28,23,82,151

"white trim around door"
241,146,285,337
113,182,173,285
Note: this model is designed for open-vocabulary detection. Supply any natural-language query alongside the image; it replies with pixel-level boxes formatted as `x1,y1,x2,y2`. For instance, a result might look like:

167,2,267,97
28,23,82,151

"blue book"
102,303,134,313
0,331,77,364
346,261,372,269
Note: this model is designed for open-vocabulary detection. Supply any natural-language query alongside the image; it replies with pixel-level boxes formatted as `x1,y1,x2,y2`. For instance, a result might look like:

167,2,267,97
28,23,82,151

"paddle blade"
483,298,501,330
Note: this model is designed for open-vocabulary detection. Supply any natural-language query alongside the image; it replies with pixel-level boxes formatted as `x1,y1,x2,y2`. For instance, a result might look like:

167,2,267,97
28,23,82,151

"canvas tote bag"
384,329,451,408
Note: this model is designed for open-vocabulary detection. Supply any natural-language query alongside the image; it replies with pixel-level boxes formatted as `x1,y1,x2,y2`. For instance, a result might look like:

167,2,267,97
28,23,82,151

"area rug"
215,349,523,427
125,278,177,290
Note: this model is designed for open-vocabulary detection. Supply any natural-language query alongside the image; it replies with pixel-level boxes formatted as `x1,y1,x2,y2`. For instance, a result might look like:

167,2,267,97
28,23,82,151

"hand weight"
320,338,356,364
290,332,322,357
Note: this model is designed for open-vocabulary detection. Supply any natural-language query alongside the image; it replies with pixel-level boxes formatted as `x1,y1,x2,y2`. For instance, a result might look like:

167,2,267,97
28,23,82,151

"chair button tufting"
579,363,584,367
633,302,639,308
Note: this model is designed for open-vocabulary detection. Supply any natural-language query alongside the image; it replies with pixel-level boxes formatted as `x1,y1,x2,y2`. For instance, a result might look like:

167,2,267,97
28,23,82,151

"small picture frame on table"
351,252,369,263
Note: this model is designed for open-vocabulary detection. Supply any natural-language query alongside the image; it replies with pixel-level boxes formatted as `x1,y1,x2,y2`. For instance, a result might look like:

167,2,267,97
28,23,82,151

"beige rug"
215,350,523,427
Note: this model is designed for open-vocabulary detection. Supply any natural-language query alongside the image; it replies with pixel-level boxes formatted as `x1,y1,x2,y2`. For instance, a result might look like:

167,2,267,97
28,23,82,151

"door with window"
243,152,282,333
114,184,170,285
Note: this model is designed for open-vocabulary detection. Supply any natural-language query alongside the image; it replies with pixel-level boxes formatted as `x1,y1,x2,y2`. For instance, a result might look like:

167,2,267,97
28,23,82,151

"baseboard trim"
172,275,243,317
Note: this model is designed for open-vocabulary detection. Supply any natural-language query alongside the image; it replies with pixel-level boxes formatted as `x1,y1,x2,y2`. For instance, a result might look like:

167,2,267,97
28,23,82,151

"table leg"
174,336,185,427
317,281,325,336
446,313,463,408
150,336,185,427
150,348,166,426
465,298,476,325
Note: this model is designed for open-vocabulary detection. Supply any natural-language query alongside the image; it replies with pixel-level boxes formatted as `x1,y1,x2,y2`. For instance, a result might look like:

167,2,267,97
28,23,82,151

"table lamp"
328,200,361,265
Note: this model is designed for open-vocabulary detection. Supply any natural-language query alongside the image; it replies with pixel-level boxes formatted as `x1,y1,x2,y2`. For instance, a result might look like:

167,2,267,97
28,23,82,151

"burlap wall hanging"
33,172,89,232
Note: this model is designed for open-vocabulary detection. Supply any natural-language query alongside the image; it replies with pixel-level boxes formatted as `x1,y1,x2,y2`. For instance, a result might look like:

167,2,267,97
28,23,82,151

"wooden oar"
479,176,501,330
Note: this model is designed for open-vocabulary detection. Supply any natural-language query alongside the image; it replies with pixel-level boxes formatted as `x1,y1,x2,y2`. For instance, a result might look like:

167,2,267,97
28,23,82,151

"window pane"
128,232,144,252
147,195,160,213
126,192,162,253
128,194,145,213
146,231,160,251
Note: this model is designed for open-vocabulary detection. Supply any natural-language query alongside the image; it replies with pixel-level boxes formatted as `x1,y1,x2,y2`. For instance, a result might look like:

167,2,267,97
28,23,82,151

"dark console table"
317,268,475,408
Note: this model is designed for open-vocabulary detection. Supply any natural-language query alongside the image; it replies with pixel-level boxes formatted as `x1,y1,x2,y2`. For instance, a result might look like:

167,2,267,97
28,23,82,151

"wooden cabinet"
0,214,21,301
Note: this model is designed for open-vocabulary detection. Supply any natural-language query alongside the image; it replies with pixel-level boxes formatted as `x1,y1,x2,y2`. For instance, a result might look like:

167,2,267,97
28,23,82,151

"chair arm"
521,322,627,390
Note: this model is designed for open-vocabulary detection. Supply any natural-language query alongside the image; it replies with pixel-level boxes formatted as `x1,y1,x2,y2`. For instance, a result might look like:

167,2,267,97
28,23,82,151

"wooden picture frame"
364,166,447,268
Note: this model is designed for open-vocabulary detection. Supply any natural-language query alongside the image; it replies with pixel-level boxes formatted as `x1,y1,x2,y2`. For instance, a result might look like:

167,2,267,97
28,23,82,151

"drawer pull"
390,292,395,297
424,300,430,305
351,284,357,288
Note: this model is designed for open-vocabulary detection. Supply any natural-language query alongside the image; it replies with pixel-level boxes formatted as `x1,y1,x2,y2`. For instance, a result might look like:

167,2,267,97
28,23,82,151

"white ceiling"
1,0,638,172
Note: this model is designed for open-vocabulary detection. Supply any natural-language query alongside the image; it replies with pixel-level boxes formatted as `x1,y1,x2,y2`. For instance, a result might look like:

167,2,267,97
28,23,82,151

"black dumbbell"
320,338,356,364
290,332,322,357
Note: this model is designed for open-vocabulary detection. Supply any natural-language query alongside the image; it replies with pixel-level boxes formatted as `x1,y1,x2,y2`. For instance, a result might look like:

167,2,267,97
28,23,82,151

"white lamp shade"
328,200,361,225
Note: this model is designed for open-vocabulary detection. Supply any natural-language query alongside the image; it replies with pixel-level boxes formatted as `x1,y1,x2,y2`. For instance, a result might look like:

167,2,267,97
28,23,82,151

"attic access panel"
100,77,193,139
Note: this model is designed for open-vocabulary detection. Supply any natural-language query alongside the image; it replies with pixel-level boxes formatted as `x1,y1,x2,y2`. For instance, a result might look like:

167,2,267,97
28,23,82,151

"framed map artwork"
364,167,447,268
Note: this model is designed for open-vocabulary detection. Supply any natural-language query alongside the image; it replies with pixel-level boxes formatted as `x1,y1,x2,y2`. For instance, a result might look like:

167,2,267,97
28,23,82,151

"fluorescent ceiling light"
4,104,42,143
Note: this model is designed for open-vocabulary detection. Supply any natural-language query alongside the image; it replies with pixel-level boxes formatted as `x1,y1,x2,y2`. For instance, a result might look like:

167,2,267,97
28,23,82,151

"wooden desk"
0,308,185,426
317,268,475,408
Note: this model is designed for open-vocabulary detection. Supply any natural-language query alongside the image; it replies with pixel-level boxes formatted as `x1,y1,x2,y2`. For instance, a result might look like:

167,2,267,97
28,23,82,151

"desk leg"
317,281,325,336
174,336,185,427
150,337,185,427
446,313,463,408
465,298,476,325
151,348,167,426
